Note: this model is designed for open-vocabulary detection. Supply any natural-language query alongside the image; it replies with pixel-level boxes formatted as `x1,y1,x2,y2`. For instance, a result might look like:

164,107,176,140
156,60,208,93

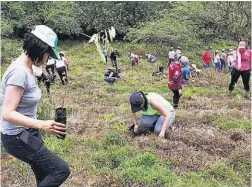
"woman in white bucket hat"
1,25,70,186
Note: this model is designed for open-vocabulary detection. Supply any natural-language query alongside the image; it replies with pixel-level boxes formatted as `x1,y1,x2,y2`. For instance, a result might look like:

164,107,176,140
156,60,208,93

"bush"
37,96,54,120
103,131,126,146
202,163,246,187
1,39,22,64
117,152,178,186
228,151,251,183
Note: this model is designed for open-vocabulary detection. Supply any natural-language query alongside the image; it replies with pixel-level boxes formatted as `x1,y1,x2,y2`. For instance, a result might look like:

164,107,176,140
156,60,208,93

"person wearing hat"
228,41,252,98
190,64,201,77
1,25,70,186
180,56,190,84
168,47,175,66
102,46,108,64
227,52,234,73
214,50,221,72
104,68,122,84
46,56,56,77
168,57,185,109
175,46,182,60
202,48,211,69
55,52,68,85
110,48,120,70
146,53,157,63
59,51,69,71
130,91,175,138
220,49,227,71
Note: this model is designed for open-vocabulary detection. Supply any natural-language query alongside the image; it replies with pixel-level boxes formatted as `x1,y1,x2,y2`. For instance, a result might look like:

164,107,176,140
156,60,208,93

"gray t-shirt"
1,61,41,135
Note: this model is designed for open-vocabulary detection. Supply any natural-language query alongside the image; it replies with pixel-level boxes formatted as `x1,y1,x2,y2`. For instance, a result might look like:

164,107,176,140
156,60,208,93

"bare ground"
1,62,251,187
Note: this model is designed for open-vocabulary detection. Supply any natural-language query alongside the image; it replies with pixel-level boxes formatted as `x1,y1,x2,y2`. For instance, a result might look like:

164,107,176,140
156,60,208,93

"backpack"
104,69,113,77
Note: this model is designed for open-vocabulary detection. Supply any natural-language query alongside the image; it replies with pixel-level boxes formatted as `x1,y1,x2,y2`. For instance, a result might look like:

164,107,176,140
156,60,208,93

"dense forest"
1,1,251,46
1,2,252,187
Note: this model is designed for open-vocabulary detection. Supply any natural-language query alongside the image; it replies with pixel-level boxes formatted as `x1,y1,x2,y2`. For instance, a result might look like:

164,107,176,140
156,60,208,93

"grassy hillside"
1,40,251,187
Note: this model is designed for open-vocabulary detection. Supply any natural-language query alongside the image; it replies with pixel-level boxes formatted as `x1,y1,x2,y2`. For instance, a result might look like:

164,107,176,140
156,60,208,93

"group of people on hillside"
127,53,142,66
167,50,201,109
168,46,182,66
201,42,251,98
202,47,237,73
102,46,120,69
1,23,251,187
35,51,69,95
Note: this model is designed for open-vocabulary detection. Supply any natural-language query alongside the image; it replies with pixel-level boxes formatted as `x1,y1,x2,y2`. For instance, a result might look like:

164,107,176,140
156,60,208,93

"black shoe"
173,105,178,109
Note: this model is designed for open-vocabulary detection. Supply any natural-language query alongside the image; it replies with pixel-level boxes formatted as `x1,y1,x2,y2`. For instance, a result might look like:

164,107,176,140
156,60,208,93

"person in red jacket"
202,48,211,69
168,57,186,109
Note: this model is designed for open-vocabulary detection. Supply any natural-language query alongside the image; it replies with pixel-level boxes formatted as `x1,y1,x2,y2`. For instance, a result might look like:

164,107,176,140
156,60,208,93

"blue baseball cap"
129,92,144,112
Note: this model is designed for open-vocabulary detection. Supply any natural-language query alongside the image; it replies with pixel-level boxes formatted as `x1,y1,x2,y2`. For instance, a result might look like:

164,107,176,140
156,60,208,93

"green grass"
184,86,226,97
228,151,251,184
216,117,251,132
1,39,250,187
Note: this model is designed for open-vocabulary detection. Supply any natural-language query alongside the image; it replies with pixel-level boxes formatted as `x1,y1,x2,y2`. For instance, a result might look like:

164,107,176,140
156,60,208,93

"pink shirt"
234,49,251,71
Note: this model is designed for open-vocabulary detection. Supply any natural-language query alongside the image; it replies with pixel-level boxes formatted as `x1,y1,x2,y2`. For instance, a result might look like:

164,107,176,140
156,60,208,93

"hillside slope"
1,41,251,187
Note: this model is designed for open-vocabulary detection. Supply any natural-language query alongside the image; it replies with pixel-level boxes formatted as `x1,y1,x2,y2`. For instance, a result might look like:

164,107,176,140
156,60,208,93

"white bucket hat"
31,25,60,60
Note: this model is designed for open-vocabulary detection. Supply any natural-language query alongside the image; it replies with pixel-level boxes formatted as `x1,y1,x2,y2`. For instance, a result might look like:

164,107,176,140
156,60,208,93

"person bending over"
130,91,175,138
104,68,122,84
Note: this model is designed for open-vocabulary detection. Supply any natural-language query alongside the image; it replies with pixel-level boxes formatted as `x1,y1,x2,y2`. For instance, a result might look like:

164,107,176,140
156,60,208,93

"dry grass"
1,43,251,187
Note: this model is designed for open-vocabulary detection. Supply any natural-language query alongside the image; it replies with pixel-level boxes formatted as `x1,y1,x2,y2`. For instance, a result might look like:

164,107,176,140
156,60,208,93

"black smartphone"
54,107,67,140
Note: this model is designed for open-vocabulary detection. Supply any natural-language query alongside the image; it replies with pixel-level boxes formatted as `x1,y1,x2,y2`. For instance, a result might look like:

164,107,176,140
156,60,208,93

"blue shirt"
181,66,190,84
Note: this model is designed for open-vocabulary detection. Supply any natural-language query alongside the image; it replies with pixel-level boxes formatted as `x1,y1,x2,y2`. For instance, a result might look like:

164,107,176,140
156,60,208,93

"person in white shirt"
227,52,234,73
214,50,221,72
220,49,227,70
190,64,201,77
168,47,175,66
46,56,55,75
59,51,69,71
232,48,237,65
56,52,68,85
175,46,182,60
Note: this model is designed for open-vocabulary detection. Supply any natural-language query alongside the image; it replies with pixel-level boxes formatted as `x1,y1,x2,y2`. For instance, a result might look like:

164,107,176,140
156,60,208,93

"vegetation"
1,39,251,187
1,1,251,44
1,1,251,187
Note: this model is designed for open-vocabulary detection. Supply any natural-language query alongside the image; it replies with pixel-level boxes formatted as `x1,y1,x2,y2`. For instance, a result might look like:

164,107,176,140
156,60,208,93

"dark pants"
56,66,68,85
104,77,116,84
46,64,55,75
215,62,221,72
37,73,51,94
104,55,108,63
104,74,120,84
228,67,233,73
1,129,70,187
110,58,118,70
220,59,226,70
171,90,181,107
168,58,174,66
228,68,251,92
